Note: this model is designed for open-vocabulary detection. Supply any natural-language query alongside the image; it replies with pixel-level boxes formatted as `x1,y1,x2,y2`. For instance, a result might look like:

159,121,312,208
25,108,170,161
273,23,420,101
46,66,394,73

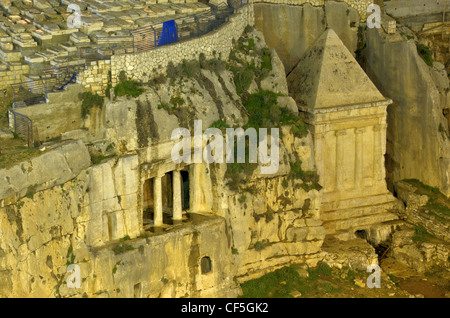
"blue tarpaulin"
157,20,178,46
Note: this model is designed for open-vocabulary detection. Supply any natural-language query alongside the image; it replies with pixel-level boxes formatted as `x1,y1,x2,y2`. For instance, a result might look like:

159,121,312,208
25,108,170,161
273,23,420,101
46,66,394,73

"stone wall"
0,49,29,91
384,0,447,18
0,62,28,90
253,0,374,20
109,3,254,86
254,1,361,74
77,60,111,97
9,84,85,141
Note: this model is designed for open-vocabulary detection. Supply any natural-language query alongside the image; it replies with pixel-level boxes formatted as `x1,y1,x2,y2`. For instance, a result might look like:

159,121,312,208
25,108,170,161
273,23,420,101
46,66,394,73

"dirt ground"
239,258,449,298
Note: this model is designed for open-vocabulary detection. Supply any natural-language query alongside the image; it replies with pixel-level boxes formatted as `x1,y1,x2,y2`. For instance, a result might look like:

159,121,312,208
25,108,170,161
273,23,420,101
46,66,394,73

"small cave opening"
201,256,212,274
354,229,391,263
355,229,368,240
373,241,391,264
134,283,142,298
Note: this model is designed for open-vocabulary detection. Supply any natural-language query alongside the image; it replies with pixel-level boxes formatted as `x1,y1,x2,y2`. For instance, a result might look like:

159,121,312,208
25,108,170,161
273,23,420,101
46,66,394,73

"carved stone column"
335,129,347,190
355,127,365,189
153,175,163,226
172,170,183,220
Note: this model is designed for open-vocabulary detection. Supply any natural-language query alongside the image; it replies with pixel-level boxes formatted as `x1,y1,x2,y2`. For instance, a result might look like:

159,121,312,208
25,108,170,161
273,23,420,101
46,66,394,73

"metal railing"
42,64,83,91
8,1,250,107
130,1,246,53
10,79,47,108
9,109,33,146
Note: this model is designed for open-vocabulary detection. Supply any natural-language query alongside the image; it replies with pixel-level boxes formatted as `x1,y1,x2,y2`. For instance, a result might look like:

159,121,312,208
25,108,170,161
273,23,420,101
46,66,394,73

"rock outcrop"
287,29,401,241
0,28,325,297
365,27,450,197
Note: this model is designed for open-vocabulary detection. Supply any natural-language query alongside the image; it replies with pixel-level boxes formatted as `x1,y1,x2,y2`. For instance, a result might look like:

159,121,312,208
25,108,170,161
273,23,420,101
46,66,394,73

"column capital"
355,127,366,134
372,125,382,132
335,130,347,137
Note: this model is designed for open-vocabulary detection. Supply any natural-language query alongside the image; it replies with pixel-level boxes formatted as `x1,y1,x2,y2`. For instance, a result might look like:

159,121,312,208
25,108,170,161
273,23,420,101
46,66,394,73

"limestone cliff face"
365,28,450,197
254,1,361,74
0,29,324,297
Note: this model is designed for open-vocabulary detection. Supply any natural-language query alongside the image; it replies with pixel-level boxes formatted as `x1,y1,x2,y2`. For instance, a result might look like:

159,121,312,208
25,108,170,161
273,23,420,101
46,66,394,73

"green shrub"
157,102,170,111
105,83,112,97
210,119,230,130
79,92,104,119
113,80,144,98
289,160,322,191
112,243,135,255
118,70,127,82
254,239,270,251
231,65,254,96
259,47,272,71
244,24,254,34
417,43,433,66
181,59,200,77
170,95,185,108
238,195,247,204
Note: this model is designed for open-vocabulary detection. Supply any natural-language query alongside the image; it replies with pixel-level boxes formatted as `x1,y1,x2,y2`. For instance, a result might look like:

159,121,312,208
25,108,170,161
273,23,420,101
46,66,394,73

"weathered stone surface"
33,0,51,10
260,48,289,94
0,140,90,203
0,128,13,140
287,29,399,239
395,181,429,208
366,27,450,197
254,2,361,74
287,29,385,110
322,238,379,270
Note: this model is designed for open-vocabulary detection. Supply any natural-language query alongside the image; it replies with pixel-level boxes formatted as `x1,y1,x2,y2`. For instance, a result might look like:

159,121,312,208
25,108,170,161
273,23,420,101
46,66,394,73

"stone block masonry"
252,0,374,21
110,4,254,87
77,59,111,96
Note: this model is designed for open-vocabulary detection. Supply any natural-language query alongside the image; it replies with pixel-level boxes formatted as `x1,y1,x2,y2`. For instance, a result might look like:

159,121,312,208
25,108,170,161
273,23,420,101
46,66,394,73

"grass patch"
112,243,135,255
240,266,303,298
308,262,333,278
402,179,450,219
0,138,43,170
412,224,436,243
91,153,115,165
240,264,337,298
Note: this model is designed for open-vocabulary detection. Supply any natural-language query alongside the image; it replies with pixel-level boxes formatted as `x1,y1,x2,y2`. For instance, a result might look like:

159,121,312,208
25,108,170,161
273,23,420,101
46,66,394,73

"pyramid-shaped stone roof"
287,29,386,110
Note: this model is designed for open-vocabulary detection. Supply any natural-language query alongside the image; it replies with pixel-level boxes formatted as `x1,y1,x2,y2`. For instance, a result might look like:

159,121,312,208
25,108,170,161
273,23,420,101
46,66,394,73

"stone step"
321,192,397,212
323,211,400,236
329,219,404,242
321,199,400,222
